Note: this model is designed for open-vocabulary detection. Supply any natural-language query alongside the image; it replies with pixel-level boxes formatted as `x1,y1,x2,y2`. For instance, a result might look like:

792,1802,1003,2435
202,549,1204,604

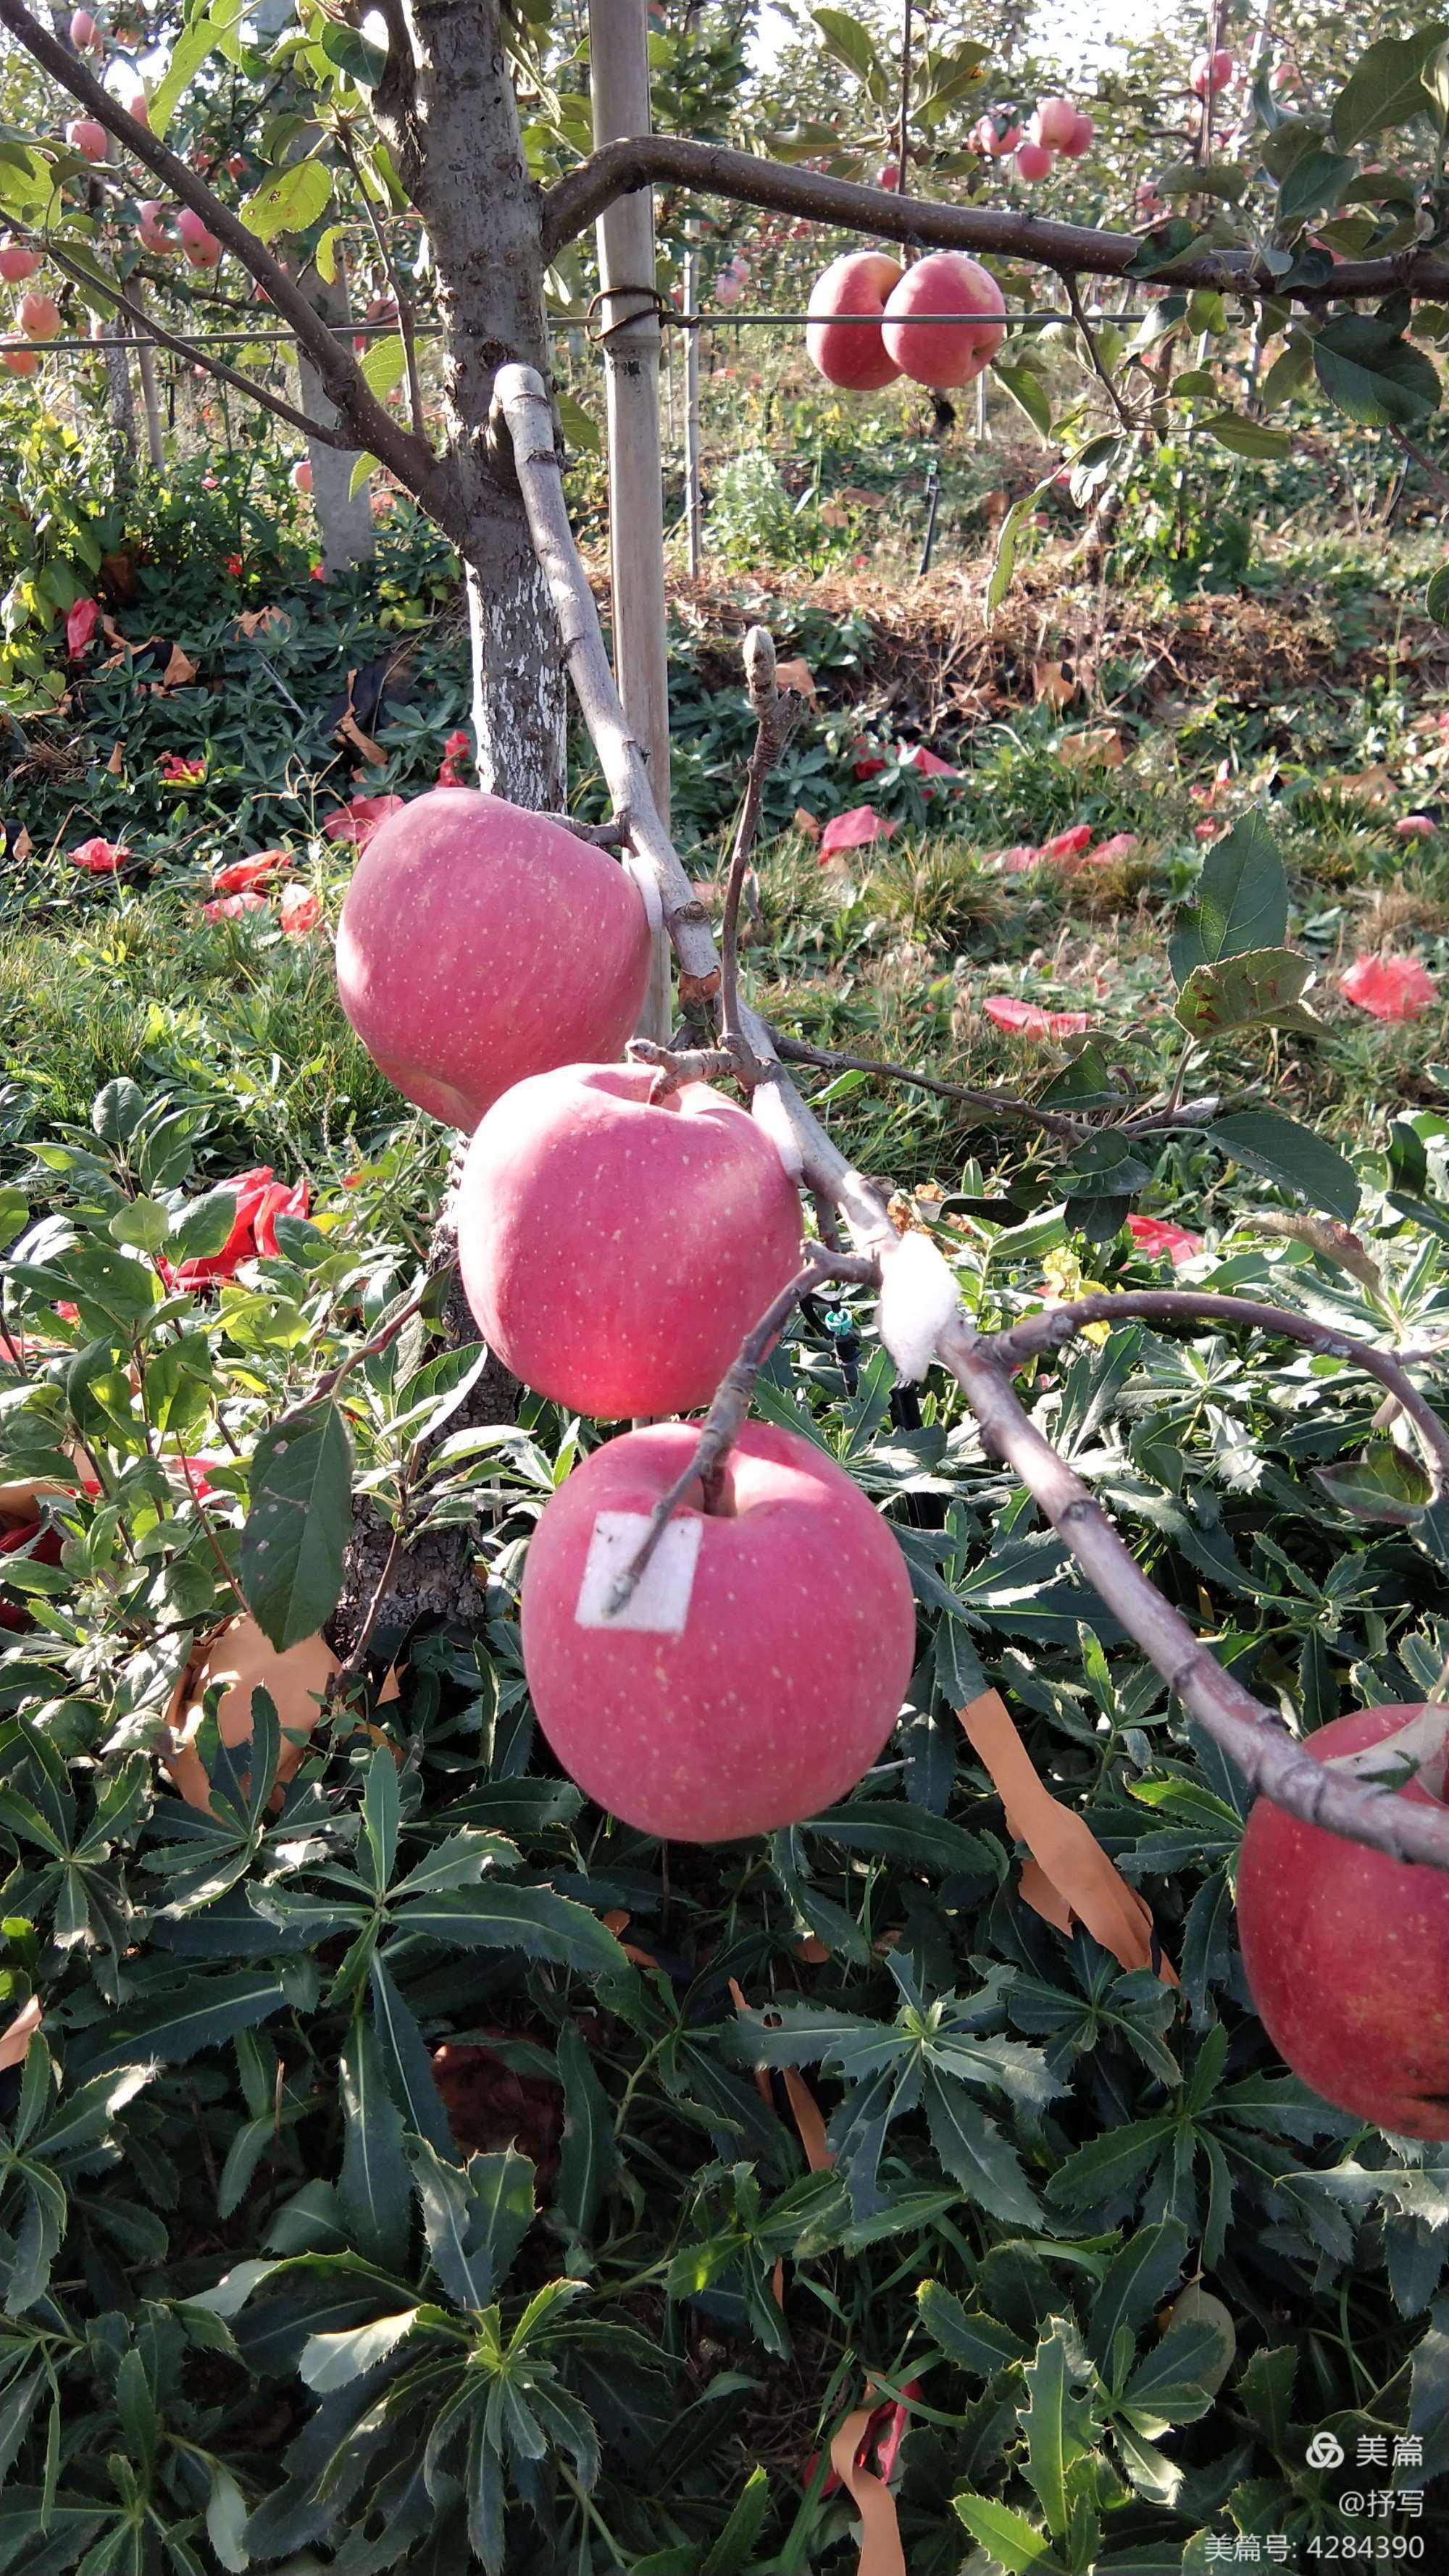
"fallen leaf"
1032,658,1077,708
1057,725,1125,770
1338,764,1395,806
160,643,198,687
10,827,31,861
959,1689,1176,1981
774,656,817,701
838,485,886,509
107,740,124,776
793,806,822,842
338,711,387,766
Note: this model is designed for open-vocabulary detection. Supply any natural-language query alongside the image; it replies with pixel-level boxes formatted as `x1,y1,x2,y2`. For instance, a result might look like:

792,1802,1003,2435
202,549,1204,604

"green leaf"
1429,564,1449,630
802,1804,993,1875
1209,1109,1361,1222
243,156,333,243
1087,2220,1188,2369
1174,948,1321,1041
75,1970,303,2077
205,2464,251,2575
810,7,880,83
554,390,601,455
1277,149,1356,227
923,2069,1042,2225
149,0,246,138
1200,413,1293,459
1122,2317,1229,2426
699,2465,771,2576
555,2021,615,2242
952,2491,1061,2571
993,364,1053,441
388,1885,627,1975
1313,317,1441,428
1169,812,1287,982
408,2137,534,2309
348,452,380,498
339,2010,412,2272
987,491,1037,616
918,2278,1028,2372
1331,28,1448,148
1019,2317,1098,2537
240,1398,353,1652
360,335,407,399
315,225,345,286
300,2307,419,2391
1315,1444,1433,1523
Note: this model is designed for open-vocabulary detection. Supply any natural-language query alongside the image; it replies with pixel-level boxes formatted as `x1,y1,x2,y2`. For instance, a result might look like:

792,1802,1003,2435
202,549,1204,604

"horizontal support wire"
0,306,1146,357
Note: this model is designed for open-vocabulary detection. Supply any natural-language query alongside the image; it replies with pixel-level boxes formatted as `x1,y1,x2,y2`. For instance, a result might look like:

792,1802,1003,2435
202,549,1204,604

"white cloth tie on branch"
877,1229,961,1383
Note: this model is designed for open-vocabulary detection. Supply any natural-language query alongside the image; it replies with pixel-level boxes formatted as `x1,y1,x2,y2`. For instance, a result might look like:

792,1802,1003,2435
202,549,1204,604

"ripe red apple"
882,251,1006,390
129,93,149,125
1192,47,1235,96
18,291,60,341
1061,110,1094,156
1015,138,1054,182
66,119,108,163
291,456,313,494
1236,1705,1449,2138
519,1420,917,1839
2,348,38,377
138,201,175,254
178,207,220,269
878,160,901,191
456,1061,803,1417
806,250,904,392
70,7,101,46
0,238,39,283
335,787,653,1129
1030,96,1079,151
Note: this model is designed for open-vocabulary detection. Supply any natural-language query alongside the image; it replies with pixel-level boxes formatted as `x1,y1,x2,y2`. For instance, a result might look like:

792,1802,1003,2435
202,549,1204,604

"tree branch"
720,625,797,1052
1061,269,1138,433
0,0,453,518
43,243,348,448
989,1289,1449,1494
606,1247,878,1615
492,356,1449,1873
539,134,1449,305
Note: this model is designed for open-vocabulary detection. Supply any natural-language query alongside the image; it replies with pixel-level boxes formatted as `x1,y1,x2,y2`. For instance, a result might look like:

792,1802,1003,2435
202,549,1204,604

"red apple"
66,119,108,163
0,239,39,283
70,7,101,46
878,161,901,191
882,251,1006,391
519,1420,917,1839
1014,138,1054,182
1061,110,1094,157
335,787,653,1129
1236,1705,1449,2138
178,206,220,269
18,292,60,341
2,348,38,377
456,1061,802,1417
291,456,313,494
138,201,175,254
129,93,149,125
1192,48,1234,96
1030,96,1079,151
806,250,904,392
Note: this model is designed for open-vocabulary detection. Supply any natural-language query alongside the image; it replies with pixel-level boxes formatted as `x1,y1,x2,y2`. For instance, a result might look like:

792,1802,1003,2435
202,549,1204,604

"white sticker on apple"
575,1510,702,1634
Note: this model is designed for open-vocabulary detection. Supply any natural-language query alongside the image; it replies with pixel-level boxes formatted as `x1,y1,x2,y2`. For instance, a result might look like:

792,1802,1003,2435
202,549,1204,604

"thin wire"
0,305,1150,356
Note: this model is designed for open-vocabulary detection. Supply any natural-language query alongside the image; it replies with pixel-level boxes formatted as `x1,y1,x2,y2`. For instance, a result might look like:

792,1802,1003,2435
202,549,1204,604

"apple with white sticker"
519,1417,917,1841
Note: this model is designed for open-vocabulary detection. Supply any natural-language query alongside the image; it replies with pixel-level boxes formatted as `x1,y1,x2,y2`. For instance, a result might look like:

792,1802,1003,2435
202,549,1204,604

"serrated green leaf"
1174,948,1321,1040
1331,28,1448,149
239,1398,352,1652
1210,1108,1361,1221
243,156,333,244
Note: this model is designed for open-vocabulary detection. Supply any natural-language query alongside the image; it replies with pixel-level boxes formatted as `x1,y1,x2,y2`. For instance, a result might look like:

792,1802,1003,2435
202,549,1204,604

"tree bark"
375,0,565,808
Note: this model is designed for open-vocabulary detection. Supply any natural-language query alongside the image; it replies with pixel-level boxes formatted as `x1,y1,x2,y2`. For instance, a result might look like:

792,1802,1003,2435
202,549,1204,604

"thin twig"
989,1289,1449,1495
719,627,798,1050
43,243,348,448
772,1033,1092,1143
606,1248,877,1616
328,1521,404,1703
896,0,912,197
174,1452,251,1619
1061,269,1137,435
627,1038,741,1097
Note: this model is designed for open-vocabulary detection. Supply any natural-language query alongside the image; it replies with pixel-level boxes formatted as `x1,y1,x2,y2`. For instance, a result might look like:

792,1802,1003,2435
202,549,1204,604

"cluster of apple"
807,247,1005,395
333,786,919,1843
977,93,1095,186
714,248,750,309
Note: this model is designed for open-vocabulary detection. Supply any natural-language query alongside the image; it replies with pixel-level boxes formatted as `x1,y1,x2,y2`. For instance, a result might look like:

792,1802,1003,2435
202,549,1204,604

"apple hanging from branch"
1236,1704,1449,2136
335,787,653,1129
456,1061,804,1417
519,1419,916,1841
